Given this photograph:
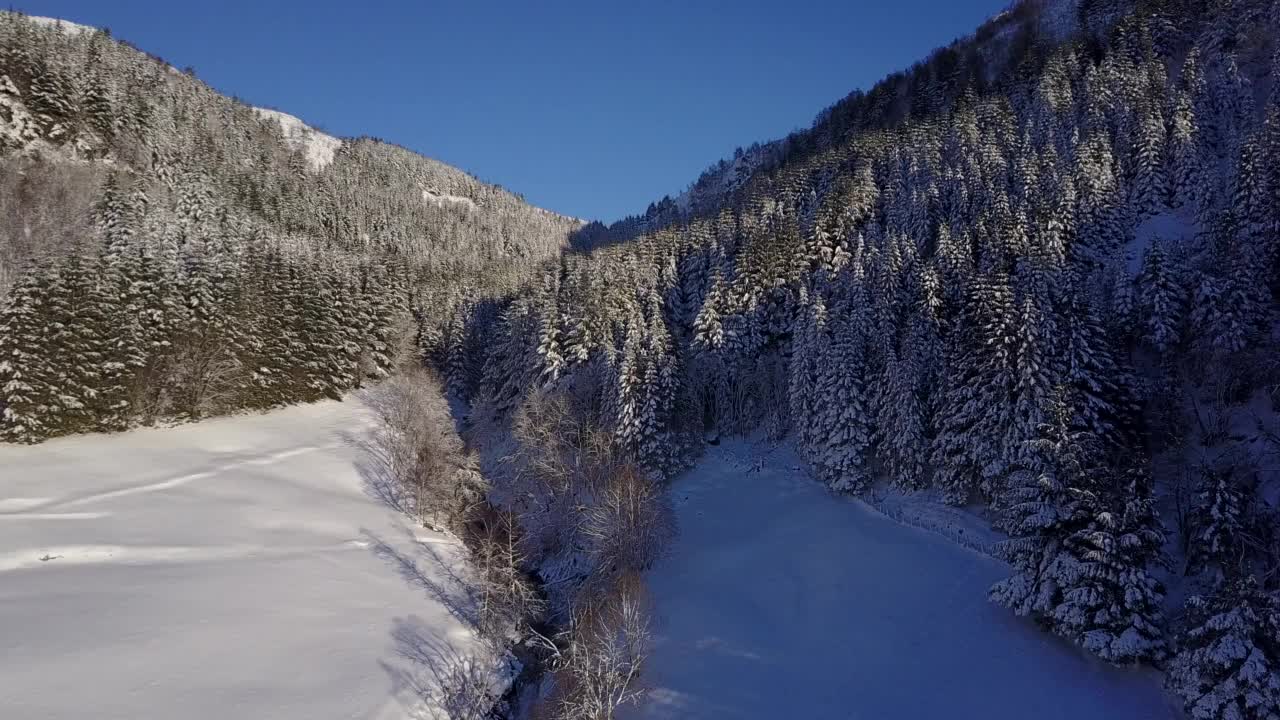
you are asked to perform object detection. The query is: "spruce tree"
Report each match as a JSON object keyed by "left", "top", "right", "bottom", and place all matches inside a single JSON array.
[
  {"left": 1136, "top": 241, "right": 1184, "bottom": 353},
  {"left": 991, "top": 408, "right": 1166, "bottom": 665},
  {"left": 874, "top": 342, "right": 928, "bottom": 490},
  {"left": 808, "top": 287, "right": 872, "bottom": 493},
  {"left": 1188, "top": 467, "right": 1248, "bottom": 582},
  {"left": 1053, "top": 466, "right": 1166, "bottom": 665},
  {"left": 1167, "top": 578, "right": 1280, "bottom": 720},
  {"left": 46, "top": 253, "right": 106, "bottom": 435},
  {"left": 932, "top": 273, "right": 1017, "bottom": 503},
  {"left": 0, "top": 265, "right": 58, "bottom": 442}
]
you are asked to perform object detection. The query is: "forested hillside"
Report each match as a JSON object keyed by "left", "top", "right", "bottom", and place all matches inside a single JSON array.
[
  {"left": 443, "top": 0, "right": 1280, "bottom": 716},
  {"left": 0, "top": 12, "right": 580, "bottom": 441}
]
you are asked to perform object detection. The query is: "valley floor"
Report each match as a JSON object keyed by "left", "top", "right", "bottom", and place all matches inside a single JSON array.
[
  {"left": 636, "top": 439, "right": 1180, "bottom": 720},
  {"left": 0, "top": 398, "right": 483, "bottom": 720}
]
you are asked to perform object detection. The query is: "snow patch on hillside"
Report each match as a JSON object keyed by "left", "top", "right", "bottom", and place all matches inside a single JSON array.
[
  {"left": 253, "top": 107, "right": 342, "bottom": 171},
  {"left": 635, "top": 438, "right": 1177, "bottom": 719},
  {"left": 23, "top": 15, "right": 95, "bottom": 36},
  {"left": 422, "top": 187, "right": 478, "bottom": 212},
  {"left": 0, "top": 398, "right": 499, "bottom": 720}
]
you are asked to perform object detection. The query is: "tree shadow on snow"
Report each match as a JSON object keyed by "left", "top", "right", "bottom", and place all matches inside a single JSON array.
[
  {"left": 361, "top": 527, "right": 483, "bottom": 633},
  {"left": 381, "top": 614, "right": 497, "bottom": 720},
  {"left": 340, "top": 424, "right": 410, "bottom": 515}
]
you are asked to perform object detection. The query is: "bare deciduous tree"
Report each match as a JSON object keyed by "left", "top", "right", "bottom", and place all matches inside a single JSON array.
[
  {"left": 581, "top": 462, "right": 674, "bottom": 576},
  {"left": 366, "top": 370, "right": 483, "bottom": 533},
  {"left": 427, "top": 649, "right": 502, "bottom": 720},
  {"left": 472, "top": 508, "right": 546, "bottom": 641},
  {"left": 533, "top": 573, "right": 652, "bottom": 720}
]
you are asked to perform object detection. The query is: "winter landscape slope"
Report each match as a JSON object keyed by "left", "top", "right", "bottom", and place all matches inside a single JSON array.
[
  {"left": 634, "top": 439, "right": 1178, "bottom": 720},
  {"left": 5, "top": 0, "right": 1280, "bottom": 718},
  {"left": 0, "top": 397, "right": 492, "bottom": 720}
]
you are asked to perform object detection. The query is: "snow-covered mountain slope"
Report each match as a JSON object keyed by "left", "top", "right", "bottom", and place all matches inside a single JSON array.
[
  {"left": 642, "top": 0, "right": 1095, "bottom": 231},
  {"left": 0, "top": 398, "right": 495, "bottom": 720},
  {"left": 0, "top": 10, "right": 581, "bottom": 305},
  {"left": 634, "top": 439, "right": 1178, "bottom": 720}
]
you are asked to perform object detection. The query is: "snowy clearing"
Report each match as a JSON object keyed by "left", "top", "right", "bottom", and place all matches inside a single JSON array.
[
  {"left": 254, "top": 107, "right": 343, "bottom": 171},
  {"left": 635, "top": 439, "right": 1179, "bottom": 720},
  {"left": 0, "top": 398, "right": 489, "bottom": 720},
  {"left": 422, "top": 188, "right": 478, "bottom": 212}
]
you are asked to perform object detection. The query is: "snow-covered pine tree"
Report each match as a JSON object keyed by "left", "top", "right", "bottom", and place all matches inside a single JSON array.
[
  {"left": 636, "top": 293, "right": 682, "bottom": 477},
  {"left": 932, "top": 271, "right": 1017, "bottom": 503},
  {"left": 1006, "top": 293, "right": 1056, "bottom": 479},
  {"left": 1061, "top": 296, "right": 1138, "bottom": 449},
  {"left": 807, "top": 283, "right": 872, "bottom": 493},
  {"left": 991, "top": 405, "right": 1166, "bottom": 665},
  {"left": 120, "top": 240, "right": 179, "bottom": 421},
  {"left": 1170, "top": 49, "right": 1212, "bottom": 214},
  {"left": 991, "top": 401, "right": 1098, "bottom": 617},
  {"left": 1052, "top": 464, "right": 1166, "bottom": 665},
  {"left": 86, "top": 250, "right": 132, "bottom": 432},
  {"left": 244, "top": 249, "right": 294, "bottom": 408},
  {"left": 1136, "top": 240, "right": 1185, "bottom": 353},
  {"left": 788, "top": 288, "right": 825, "bottom": 455},
  {"left": 0, "top": 263, "right": 58, "bottom": 442},
  {"left": 1167, "top": 577, "right": 1280, "bottom": 720},
  {"left": 1187, "top": 466, "right": 1248, "bottom": 582},
  {"left": 1130, "top": 97, "right": 1167, "bottom": 220},
  {"left": 26, "top": 57, "right": 76, "bottom": 142},
  {"left": 873, "top": 340, "right": 928, "bottom": 490},
  {"left": 535, "top": 270, "right": 565, "bottom": 389},
  {"left": 325, "top": 270, "right": 361, "bottom": 394},
  {"left": 45, "top": 252, "right": 106, "bottom": 435},
  {"left": 1074, "top": 130, "right": 1126, "bottom": 263},
  {"left": 1190, "top": 270, "right": 1251, "bottom": 355},
  {"left": 79, "top": 69, "right": 114, "bottom": 146},
  {"left": 691, "top": 268, "right": 727, "bottom": 353},
  {"left": 172, "top": 234, "right": 241, "bottom": 418},
  {"left": 296, "top": 264, "right": 348, "bottom": 401},
  {"left": 611, "top": 304, "right": 647, "bottom": 463},
  {"left": 361, "top": 263, "right": 410, "bottom": 382}
]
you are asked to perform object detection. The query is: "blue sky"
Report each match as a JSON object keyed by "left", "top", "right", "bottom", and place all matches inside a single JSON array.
[{"left": 23, "top": 0, "right": 1004, "bottom": 221}]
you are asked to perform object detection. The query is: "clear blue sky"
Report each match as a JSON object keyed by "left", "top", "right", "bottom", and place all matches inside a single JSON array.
[{"left": 22, "top": 0, "right": 1005, "bottom": 221}]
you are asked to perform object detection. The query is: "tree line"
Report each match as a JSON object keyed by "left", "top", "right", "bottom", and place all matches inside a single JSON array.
[{"left": 0, "top": 172, "right": 415, "bottom": 441}]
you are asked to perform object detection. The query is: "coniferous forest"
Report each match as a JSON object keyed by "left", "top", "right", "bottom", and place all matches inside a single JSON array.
[
  {"left": 0, "top": 11, "right": 581, "bottom": 438},
  {"left": 4, "top": 1, "right": 1280, "bottom": 718}
]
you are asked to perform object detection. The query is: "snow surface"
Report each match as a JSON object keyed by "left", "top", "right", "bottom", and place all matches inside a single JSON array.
[
  {"left": 422, "top": 188, "right": 478, "bottom": 212},
  {"left": 634, "top": 438, "right": 1179, "bottom": 720},
  {"left": 253, "top": 107, "right": 342, "bottom": 171},
  {"left": 0, "top": 398, "right": 490, "bottom": 720}
]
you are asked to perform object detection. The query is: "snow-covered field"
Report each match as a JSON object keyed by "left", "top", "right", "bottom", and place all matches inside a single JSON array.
[
  {"left": 0, "top": 398, "right": 484, "bottom": 720},
  {"left": 636, "top": 439, "right": 1180, "bottom": 720}
]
